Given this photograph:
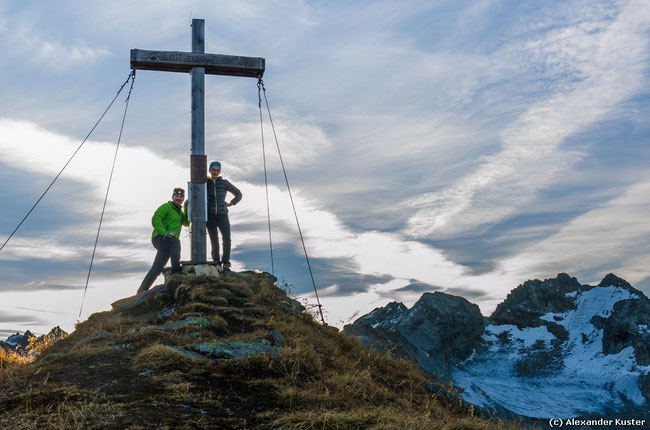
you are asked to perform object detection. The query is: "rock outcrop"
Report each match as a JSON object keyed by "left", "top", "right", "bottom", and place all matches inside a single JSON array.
[
  {"left": 599, "top": 293, "right": 650, "bottom": 366},
  {"left": 345, "top": 291, "right": 485, "bottom": 377},
  {"left": 490, "top": 273, "right": 580, "bottom": 338}
]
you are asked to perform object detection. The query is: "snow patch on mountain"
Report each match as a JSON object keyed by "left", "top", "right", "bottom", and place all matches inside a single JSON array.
[
  {"left": 4, "top": 334, "right": 23, "bottom": 347},
  {"left": 452, "top": 284, "right": 650, "bottom": 418}
]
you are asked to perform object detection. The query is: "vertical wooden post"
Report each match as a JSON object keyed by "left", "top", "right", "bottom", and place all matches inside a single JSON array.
[{"left": 190, "top": 19, "right": 207, "bottom": 262}]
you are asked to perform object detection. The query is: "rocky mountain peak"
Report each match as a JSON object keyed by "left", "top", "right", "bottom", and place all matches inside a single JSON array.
[
  {"left": 42, "top": 326, "right": 66, "bottom": 341},
  {"left": 354, "top": 301, "right": 407, "bottom": 329},
  {"left": 599, "top": 273, "right": 633, "bottom": 289},
  {"left": 345, "top": 290, "right": 485, "bottom": 377},
  {"left": 489, "top": 273, "right": 581, "bottom": 328},
  {"left": 413, "top": 291, "right": 479, "bottom": 313},
  {"left": 1, "top": 327, "right": 68, "bottom": 357},
  {"left": 597, "top": 273, "right": 646, "bottom": 298}
]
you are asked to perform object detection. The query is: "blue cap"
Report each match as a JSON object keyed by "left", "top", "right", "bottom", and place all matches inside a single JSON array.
[{"left": 209, "top": 161, "right": 221, "bottom": 171}]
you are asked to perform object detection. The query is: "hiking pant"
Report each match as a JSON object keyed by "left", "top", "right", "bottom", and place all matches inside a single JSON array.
[
  {"left": 207, "top": 213, "right": 231, "bottom": 264},
  {"left": 138, "top": 235, "right": 181, "bottom": 293}
]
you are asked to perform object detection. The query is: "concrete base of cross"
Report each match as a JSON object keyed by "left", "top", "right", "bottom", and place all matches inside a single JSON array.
[{"left": 163, "top": 261, "right": 222, "bottom": 281}]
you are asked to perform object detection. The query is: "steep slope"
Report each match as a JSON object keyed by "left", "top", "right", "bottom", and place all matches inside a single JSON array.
[
  {"left": 0, "top": 271, "right": 518, "bottom": 429},
  {"left": 346, "top": 273, "right": 650, "bottom": 420}
]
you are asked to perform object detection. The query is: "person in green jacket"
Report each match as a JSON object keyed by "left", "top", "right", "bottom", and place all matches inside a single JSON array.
[{"left": 138, "top": 187, "right": 190, "bottom": 293}]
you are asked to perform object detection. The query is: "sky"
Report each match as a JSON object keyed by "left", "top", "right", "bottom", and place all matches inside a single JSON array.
[{"left": 1, "top": 0, "right": 649, "bottom": 336}]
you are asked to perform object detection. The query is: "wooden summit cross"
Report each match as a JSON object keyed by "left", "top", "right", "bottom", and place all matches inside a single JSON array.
[{"left": 131, "top": 19, "right": 265, "bottom": 262}]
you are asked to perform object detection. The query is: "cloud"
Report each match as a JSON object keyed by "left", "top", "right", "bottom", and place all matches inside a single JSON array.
[
  {"left": 404, "top": 0, "right": 650, "bottom": 238},
  {"left": 0, "top": 6, "right": 6, "bottom": 31},
  {"left": 207, "top": 113, "right": 332, "bottom": 176},
  {"left": 13, "top": 306, "right": 68, "bottom": 316},
  {"left": 0, "top": 255, "right": 144, "bottom": 293},
  {"left": 394, "top": 282, "right": 442, "bottom": 293},
  {"left": 498, "top": 177, "right": 650, "bottom": 286},
  {"left": 30, "top": 40, "right": 111, "bottom": 71},
  {"left": 0, "top": 238, "right": 83, "bottom": 261},
  {"left": 0, "top": 311, "right": 47, "bottom": 326},
  {"left": 0, "top": 14, "right": 111, "bottom": 72},
  {"left": 0, "top": 117, "right": 188, "bottom": 223}
]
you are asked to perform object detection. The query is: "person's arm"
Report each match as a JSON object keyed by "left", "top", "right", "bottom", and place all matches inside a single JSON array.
[
  {"left": 151, "top": 204, "right": 170, "bottom": 236},
  {"left": 226, "top": 181, "right": 242, "bottom": 207}
]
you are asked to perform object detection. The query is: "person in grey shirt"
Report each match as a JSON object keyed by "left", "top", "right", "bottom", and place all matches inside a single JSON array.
[{"left": 206, "top": 161, "right": 242, "bottom": 271}]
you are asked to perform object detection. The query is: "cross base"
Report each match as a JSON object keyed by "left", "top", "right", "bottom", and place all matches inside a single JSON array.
[{"left": 163, "top": 261, "right": 224, "bottom": 280}]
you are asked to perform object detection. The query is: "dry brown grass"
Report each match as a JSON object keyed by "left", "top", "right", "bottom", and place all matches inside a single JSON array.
[
  {"left": 67, "top": 344, "right": 116, "bottom": 361},
  {"left": 271, "top": 407, "right": 516, "bottom": 430},
  {"left": 73, "top": 311, "right": 134, "bottom": 338},
  {"left": 132, "top": 343, "right": 190, "bottom": 371},
  {"left": 0, "top": 380, "right": 118, "bottom": 430},
  {"left": 0, "top": 348, "right": 32, "bottom": 368}
]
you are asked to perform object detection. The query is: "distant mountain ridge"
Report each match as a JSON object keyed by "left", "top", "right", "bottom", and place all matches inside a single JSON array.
[
  {"left": 344, "top": 273, "right": 650, "bottom": 420},
  {"left": 0, "top": 326, "right": 67, "bottom": 357}
]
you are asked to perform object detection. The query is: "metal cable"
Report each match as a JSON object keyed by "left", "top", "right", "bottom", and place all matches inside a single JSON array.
[
  {"left": 79, "top": 71, "right": 136, "bottom": 318},
  {"left": 259, "top": 79, "right": 326, "bottom": 325},
  {"left": 258, "top": 79, "right": 275, "bottom": 276},
  {"left": 0, "top": 72, "right": 135, "bottom": 254}
]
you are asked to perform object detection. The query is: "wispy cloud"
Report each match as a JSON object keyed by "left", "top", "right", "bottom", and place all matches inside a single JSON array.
[
  {"left": 0, "top": 15, "right": 111, "bottom": 72},
  {"left": 0, "top": 238, "right": 83, "bottom": 261},
  {"left": 32, "top": 40, "right": 111, "bottom": 71},
  {"left": 499, "top": 177, "right": 650, "bottom": 286},
  {"left": 405, "top": 0, "right": 650, "bottom": 238},
  {"left": 13, "top": 306, "right": 67, "bottom": 316},
  {"left": 0, "top": 311, "right": 46, "bottom": 326},
  {"left": 208, "top": 114, "right": 332, "bottom": 176}
]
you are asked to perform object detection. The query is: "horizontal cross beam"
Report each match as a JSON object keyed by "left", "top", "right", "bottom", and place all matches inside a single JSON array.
[{"left": 130, "top": 49, "right": 265, "bottom": 78}]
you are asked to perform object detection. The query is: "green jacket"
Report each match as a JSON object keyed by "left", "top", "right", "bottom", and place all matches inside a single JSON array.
[{"left": 151, "top": 201, "right": 190, "bottom": 239}]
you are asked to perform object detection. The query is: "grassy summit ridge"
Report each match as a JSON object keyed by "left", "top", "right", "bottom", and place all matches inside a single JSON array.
[{"left": 0, "top": 271, "right": 519, "bottom": 429}]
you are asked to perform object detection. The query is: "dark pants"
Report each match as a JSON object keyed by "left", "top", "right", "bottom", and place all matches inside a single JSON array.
[
  {"left": 138, "top": 235, "right": 181, "bottom": 293},
  {"left": 207, "top": 213, "right": 231, "bottom": 264}
]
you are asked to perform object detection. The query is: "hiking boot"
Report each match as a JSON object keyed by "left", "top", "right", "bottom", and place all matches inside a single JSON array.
[{"left": 221, "top": 261, "right": 232, "bottom": 272}]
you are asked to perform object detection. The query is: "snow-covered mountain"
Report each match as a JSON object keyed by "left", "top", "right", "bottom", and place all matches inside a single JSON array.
[
  {"left": 0, "top": 326, "right": 67, "bottom": 356},
  {"left": 344, "top": 273, "right": 650, "bottom": 420}
]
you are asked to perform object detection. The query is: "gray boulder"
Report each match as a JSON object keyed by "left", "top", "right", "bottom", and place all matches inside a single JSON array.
[{"left": 345, "top": 292, "right": 485, "bottom": 377}]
